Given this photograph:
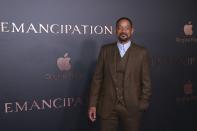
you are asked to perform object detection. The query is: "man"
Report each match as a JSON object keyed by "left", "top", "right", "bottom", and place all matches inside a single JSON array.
[{"left": 88, "top": 17, "right": 152, "bottom": 131}]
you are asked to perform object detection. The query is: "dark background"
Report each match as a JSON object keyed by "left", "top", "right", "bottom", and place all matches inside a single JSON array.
[{"left": 0, "top": 0, "right": 197, "bottom": 131}]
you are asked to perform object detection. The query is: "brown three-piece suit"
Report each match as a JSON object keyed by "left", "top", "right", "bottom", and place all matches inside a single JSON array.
[{"left": 89, "top": 42, "right": 152, "bottom": 131}]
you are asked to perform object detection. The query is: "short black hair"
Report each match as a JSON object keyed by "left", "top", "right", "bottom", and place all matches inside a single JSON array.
[{"left": 116, "top": 17, "right": 133, "bottom": 28}]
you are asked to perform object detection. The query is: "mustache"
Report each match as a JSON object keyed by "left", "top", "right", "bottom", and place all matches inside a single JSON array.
[{"left": 119, "top": 33, "right": 128, "bottom": 37}]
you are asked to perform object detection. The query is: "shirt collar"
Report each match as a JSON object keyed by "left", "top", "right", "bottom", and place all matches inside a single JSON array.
[{"left": 117, "top": 40, "right": 131, "bottom": 51}]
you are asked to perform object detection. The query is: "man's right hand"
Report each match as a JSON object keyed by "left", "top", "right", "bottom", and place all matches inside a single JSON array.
[{"left": 88, "top": 107, "right": 96, "bottom": 122}]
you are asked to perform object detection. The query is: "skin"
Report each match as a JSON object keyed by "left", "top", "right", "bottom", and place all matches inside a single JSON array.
[
  {"left": 88, "top": 19, "right": 134, "bottom": 122},
  {"left": 116, "top": 19, "right": 134, "bottom": 44}
]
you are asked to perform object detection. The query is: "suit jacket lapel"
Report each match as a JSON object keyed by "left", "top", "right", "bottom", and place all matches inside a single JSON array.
[
  {"left": 109, "top": 42, "right": 137, "bottom": 87},
  {"left": 109, "top": 43, "right": 117, "bottom": 87},
  {"left": 124, "top": 42, "right": 137, "bottom": 82}
]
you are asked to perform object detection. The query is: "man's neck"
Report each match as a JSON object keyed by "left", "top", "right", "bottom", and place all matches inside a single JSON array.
[{"left": 118, "top": 40, "right": 130, "bottom": 45}]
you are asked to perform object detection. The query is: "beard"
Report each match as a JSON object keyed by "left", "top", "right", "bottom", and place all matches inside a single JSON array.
[{"left": 118, "top": 33, "right": 130, "bottom": 43}]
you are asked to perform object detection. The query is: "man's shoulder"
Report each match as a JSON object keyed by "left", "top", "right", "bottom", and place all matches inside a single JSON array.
[
  {"left": 133, "top": 42, "right": 149, "bottom": 52},
  {"left": 100, "top": 41, "right": 149, "bottom": 53},
  {"left": 99, "top": 42, "right": 116, "bottom": 53},
  {"left": 101, "top": 42, "right": 116, "bottom": 49}
]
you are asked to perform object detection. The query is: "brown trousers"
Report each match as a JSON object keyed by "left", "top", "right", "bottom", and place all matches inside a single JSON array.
[{"left": 100, "top": 104, "right": 141, "bottom": 131}]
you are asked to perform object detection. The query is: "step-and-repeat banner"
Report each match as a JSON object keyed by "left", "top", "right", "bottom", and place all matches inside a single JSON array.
[{"left": 0, "top": 0, "right": 196, "bottom": 131}]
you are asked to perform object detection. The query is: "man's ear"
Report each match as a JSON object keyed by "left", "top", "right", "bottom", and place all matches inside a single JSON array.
[{"left": 131, "top": 28, "right": 134, "bottom": 34}]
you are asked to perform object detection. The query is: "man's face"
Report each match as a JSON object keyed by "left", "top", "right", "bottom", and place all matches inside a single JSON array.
[{"left": 116, "top": 19, "right": 133, "bottom": 43}]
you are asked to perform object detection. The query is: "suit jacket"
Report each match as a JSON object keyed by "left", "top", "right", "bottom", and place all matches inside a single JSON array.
[{"left": 89, "top": 42, "right": 152, "bottom": 119}]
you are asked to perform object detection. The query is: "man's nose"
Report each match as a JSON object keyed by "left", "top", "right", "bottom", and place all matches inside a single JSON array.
[{"left": 121, "top": 28, "right": 127, "bottom": 33}]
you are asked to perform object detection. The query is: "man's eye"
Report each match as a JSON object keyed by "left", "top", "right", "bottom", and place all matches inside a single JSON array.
[{"left": 118, "top": 27, "right": 130, "bottom": 30}]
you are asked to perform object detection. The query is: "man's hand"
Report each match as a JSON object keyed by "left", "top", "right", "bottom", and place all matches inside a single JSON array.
[
  {"left": 88, "top": 107, "right": 96, "bottom": 122},
  {"left": 139, "top": 100, "right": 149, "bottom": 111}
]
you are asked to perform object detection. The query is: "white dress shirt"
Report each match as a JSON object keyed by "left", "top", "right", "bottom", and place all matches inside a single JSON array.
[{"left": 117, "top": 40, "right": 131, "bottom": 58}]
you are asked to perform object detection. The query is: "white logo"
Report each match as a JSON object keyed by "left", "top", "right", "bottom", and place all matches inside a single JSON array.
[
  {"left": 184, "top": 21, "right": 193, "bottom": 36},
  {"left": 57, "top": 53, "right": 71, "bottom": 71},
  {"left": 184, "top": 80, "right": 193, "bottom": 95}
]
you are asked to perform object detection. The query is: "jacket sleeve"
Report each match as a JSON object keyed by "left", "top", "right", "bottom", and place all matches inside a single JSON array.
[
  {"left": 139, "top": 49, "right": 152, "bottom": 110},
  {"left": 89, "top": 46, "right": 105, "bottom": 107}
]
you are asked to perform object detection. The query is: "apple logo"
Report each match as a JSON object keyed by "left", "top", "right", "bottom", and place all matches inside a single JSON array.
[
  {"left": 57, "top": 53, "right": 71, "bottom": 71},
  {"left": 184, "top": 80, "right": 192, "bottom": 95},
  {"left": 184, "top": 21, "right": 193, "bottom": 36}
]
